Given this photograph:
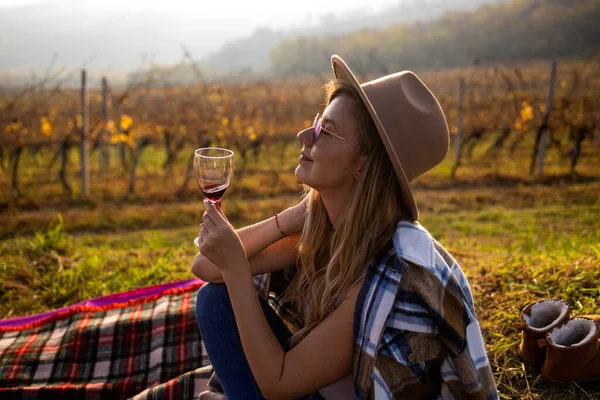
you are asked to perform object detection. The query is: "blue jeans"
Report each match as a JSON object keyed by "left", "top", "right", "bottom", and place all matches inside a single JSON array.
[{"left": 195, "top": 282, "right": 322, "bottom": 400}]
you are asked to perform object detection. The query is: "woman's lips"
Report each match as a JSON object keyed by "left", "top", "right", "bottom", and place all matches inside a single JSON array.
[{"left": 299, "top": 153, "right": 313, "bottom": 162}]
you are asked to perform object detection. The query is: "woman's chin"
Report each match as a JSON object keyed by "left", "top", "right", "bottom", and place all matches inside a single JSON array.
[
  {"left": 294, "top": 166, "right": 310, "bottom": 186},
  {"left": 294, "top": 178, "right": 317, "bottom": 192}
]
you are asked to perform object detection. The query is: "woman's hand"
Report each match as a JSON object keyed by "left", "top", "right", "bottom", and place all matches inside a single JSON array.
[{"left": 197, "top": 200, "right": 249, "bottom": 275}]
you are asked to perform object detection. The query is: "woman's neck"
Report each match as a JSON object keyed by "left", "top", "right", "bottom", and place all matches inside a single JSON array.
[{"left": 320, "top": 186, "right": 354, "bottom": 229}]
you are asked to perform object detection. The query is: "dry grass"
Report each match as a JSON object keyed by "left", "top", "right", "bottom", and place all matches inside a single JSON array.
[{"left": 1, "top": 133, "right": 599, "bottom": 398}]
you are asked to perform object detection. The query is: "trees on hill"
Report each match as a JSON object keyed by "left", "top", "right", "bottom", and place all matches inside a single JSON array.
[{"left": 270, "top": 0, "right": 600, "bottom": 75}]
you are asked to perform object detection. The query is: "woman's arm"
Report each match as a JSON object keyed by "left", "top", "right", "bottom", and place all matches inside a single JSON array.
[
  {"left": 197, "top": 200, "right": 359, "bottom": 400},
  {"left": 191, "top": 200, "right": 305, "bottom": 282},
  {"left": 223, "top": 268, "right": 363, "bottom": 400},
  {"left": 192, "top": 232, "right": 300, "bottom": 283}
]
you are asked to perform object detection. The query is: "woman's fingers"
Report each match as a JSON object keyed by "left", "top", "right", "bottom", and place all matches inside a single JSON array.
[
  {"left": 204, "top": 201, "right": 227, "bottom": 227},
  {"left": 197, "top": 201, "right": 247, "bottom": 271},
  {"left": 200, "top": 223, "right": 208, "bottom": 236},
  {"left": 202, "top": 210, "right": 217, "bottom": 227}
]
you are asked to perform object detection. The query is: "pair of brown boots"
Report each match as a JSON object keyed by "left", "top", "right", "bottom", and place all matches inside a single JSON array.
[{"left": 516, "top": 299, "right": 600, "bottom": 384}]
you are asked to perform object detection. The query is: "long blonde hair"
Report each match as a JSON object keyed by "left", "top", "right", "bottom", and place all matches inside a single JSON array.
[{"left": 280, "top": 79, "right": 410, "bottom": 348}]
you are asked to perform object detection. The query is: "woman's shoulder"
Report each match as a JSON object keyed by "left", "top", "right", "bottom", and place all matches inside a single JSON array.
[
  {"left": 363, "top": 221, "right": 466, "bottom": 296},
  {"left": 389, "top": 221, "right": 476, "bottom": 313},
  {"left": 391, "top": 221, "right": 439, "bottom": 271},
  {"left": 391, "top": 221, "right": 460, "bottom": 269}
]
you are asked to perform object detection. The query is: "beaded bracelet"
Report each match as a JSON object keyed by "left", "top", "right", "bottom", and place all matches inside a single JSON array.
[{"left": 274, "top": 214, "right": 289, "bottom": 237}]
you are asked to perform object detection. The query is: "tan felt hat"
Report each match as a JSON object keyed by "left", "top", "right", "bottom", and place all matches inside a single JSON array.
[{"left": 331, "top": 55, "right": 450, "bottom": 221}]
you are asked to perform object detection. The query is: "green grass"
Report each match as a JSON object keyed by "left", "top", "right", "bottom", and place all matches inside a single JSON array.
[
  {"left": 1, "top": 133, "right": 600, "bottom": 398},
  {"left": 1, "top": 184, "right": 600, "bottom": 398}
]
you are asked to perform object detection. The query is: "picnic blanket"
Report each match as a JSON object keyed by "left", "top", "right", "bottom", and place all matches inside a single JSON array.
[{"left": 0, "top": 278, "right": 214, "bottom": 399}]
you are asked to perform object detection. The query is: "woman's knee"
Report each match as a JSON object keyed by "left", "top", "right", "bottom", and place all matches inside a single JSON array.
[{"left": 195, "top": 283, "right": 230, "bottom": 326}]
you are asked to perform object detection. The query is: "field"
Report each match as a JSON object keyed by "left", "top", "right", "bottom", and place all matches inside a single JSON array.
[
  {"left": 1, "top": 59, "right": 599, "bottom": 205},
  {"left": 1, "top": 60, "right": 600, "bottom": 399}
]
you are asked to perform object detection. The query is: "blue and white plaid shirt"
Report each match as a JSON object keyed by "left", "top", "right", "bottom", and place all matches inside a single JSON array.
[{"left": 255, "top": 220, "right": 499, "bottom": 399}]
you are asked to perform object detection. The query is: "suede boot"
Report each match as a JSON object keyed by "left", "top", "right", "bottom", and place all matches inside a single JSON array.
[
  {"left": 516, "top": 299, "right": 570, "bottom": 365},
  {"left": 540, "top": 317, "right": 600, "bottom": 384},
  {"left": 578, "top": 314, "right": 600, "bottom": 324}
]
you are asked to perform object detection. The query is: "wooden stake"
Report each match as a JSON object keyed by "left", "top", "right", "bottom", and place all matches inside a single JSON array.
[
  {"left": 594, "top": 99, "right": 600, "bottom": 154},
  {"left": 100, "top": 77, "right": 111, "bottom": 175},
  {"left": 455, "top": 77, "right": 465, "bottom": 161},
  {"left": 536, "top": 60, "right": 557, "bottom": 177},
  {"left": 81, "top": 69, "right": 89, "bottom": 196},
  {"left": 118, "top": 104, "right": 127, "bottom": 170}
]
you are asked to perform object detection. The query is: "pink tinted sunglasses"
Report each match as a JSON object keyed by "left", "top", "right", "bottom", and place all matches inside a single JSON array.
[{"left": 312, "top": 113, "right": 361, "bottom": 149}]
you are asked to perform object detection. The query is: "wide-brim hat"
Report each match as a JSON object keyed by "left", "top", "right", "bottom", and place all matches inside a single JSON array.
[{"left": 331, "top": 55, "right": 449, "bottom": 221}]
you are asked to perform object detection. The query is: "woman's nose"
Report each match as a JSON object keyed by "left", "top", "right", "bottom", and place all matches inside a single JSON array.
[{"left": 297, "top": 127, "right": 314, "bottom": 146}]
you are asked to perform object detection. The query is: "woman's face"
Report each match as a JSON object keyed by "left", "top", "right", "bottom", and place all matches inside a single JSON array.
[{"left": 295, "top": 95, "right": 366, "bottom": 192}]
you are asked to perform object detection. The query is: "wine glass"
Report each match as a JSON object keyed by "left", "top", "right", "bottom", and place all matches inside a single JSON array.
[{"left": 193, "top": 147, "right": 234, "bottom": 246}]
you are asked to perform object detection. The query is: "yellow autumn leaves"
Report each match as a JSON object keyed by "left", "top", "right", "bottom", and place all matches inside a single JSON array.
[
  {"left": 246, "top": 126, "right": 257, "bottom": 141},
  {"left": 513, "top": 101, "right": 535, "bottom": 131},
  {"left": 2, "top": 114, "right": 140, "bottom": 148},
  {"left": 215, "top": 115, "right": 264, "bottom": 141},
  {"left": 120, "top": 115, "right": 133, "bottom": 131},
  {"left": 4, "top": 121, "right": 24, "bottom": 135},
  {"left": 40, "top": 117, "right": 52, "bottom": 136},
  {"left": 5, "top": 102, "right": 538, "bottom": 143},
  {"left": 109, "top": 114, "right": 134, "bottom": 146},
  {"left": 4, "top": 117, "right": 54, "bottom": 137}
]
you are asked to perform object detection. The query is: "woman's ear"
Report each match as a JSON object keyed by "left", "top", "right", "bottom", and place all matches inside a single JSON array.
[{"left": 354, "top": 154, "right": 368, "bottom": 181}]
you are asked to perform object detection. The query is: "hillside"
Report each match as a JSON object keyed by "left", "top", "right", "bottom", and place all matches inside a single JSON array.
[
  {"left": 201, "top": 0, "right": 505, "bottom": 73},
  {"left": 0, "top": 0, "right": 505, "bottom": 82},
  {"left": 270, "top": 0, "right": 600, "bottom": 75}
]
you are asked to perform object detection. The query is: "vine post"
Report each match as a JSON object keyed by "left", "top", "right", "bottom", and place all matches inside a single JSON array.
[
  {"left": 593, "top": 98, "right": 600, "bottom": 154},
  {"left": 81, "top": 69, "right": 90, "bottom": 196},
  {"left": 532, "top": 60, "right": 557, "bottom": 177},
  {"left": 451, "top": 76, "right": 465, "bottom": 178},
  {"left": 455, "top": 76, "right": 465, "bottom": 161},
  {"left": 100, "top": 76, "right": 111, "bottom": 176}
]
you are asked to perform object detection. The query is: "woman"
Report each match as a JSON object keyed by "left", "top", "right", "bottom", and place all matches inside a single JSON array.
[{"left": 192, "top": 55, "right": 499, "bottom": 400}]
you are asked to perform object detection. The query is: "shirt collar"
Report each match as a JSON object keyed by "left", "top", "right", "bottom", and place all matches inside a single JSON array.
[{"left": 392, "top": 221, "right": 436, "bottom": 273}]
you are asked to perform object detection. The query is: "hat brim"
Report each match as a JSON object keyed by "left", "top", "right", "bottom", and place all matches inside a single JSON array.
[{"left": 331, "top": 55, "right": 419, "bottom": 221}]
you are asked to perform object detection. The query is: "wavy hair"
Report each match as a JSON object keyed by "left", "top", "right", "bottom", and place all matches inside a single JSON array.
[{"left": 280, "top": 79, "right": 410, "bottom": 348}]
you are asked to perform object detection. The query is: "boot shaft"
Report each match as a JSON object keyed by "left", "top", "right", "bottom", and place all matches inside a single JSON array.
[
  {"left": 518, "top": 299, "right": 570, "bottom": 365},
  {"left": 542, "top": 317, "right": 600, "bottom": 383}
]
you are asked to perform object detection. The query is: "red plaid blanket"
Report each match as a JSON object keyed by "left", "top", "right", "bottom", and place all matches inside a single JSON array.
[{"left": 0, "top": 278, "right": 213, "bottom": 399}]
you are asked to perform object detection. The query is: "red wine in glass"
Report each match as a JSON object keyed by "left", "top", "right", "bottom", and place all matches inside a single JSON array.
[
  {"left": 201, "top": 183, "right": 228, "bottom": 203},
  {"left": 193, "top": 147, "right": 234, "bottom": 247}
]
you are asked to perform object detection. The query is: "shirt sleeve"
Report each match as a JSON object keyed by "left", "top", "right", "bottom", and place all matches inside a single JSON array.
[
  {"left": 252, "top": 272, "right": 271, "bottom": 299},
  {"left": 430, "top": 269, "right": 499, "bottom": 400},
  {"left": 399, "top": 259, "right": 499, "bottom": 400}
]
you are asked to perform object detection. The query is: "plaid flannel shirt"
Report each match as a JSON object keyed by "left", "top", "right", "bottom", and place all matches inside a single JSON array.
[
  {"left": 353, "top": 221, "right": 498, "bottom": 399},
  {"left": 256, "top": 221, "right": 498, "bottom": 399}
]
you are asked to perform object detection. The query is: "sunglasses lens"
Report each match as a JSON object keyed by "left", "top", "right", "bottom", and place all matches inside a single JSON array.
[{"left": 314, "top": 118, "right": 321, "bottom": 141}]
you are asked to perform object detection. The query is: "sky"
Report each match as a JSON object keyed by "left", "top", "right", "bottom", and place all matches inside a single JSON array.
[
  {"left": 0, "top": 0, "right": 393, "bottom": 8},
  {"left": 0, "top": 0, "right": 404, "bottom": 78},
  {"left": 0, "top": 0, "right": 41, "bottom": 6},
  {"left": 0, "top": 0, "right": 396, "bottom": 26}
]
